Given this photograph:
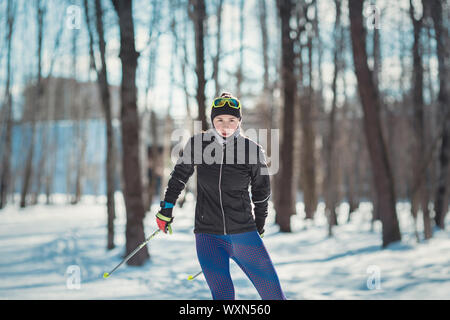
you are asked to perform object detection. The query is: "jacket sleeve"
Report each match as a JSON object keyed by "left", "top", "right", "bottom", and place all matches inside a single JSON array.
[
  {"left": 163, "top": 136, "right": 195, "bottom": 204},
  {"left": 250, "top": 145, "right": 271, "bottom": 233}
]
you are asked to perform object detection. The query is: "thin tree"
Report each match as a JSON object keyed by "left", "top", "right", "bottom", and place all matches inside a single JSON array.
[
  {"left": 409, "top": 0, "right": 432, "bottom": 240},
  {"left": 159, "top": 1, "right": 177, "bottom": 202},
  {"left": 94, "top": 0, "right": 117, "bottom": 249},
  {"left": 212, "top": 0, "right": 224, "bottom": 98},
  {"left": 188, "top": 0, "right": 208, "bottom": 130},
  {"left": 235, "top": 0, "right": 245, "bottom": 98},
  {"left": 324, "top": 0, "right": 343, "bottom": 236},
  {"left": 69, "top": 23, "right": 87, "bottom": 206},
  {"left": 111, "top": 0, "right": 149, "bottom": 265},
  {"left": 289, "top": 0, "right": 316, "bottom": 222},
  {"left": 348, "top": 0, "right": 401, "bottom": 247},
  {"left": 341, "top": 52, "right": 362, "bottom": 222},
  {"left": 428, "top": 0, "right": 449, "bottom": 230},
  {"left": 0, "top": 0, "right": 16, "bottom": 209},
  {"left": 258, "top": 0, "right": 274, "bottom": 159},
  {"left": 300, "top": 0, "right": 318, "bottom": 223},
  {"left": 84, "top": 0, "right": 118, "bottom": 250},
  {"left": 176, "top": 0, "right": 198, "bottom": 208},
  {"left": 43, "top": 11, "right": 65, "bottom": 205},
  {"left": 144, "top": 0, "right": 162, "bottom": 209},
  {"left": 31, "top": 12, "right": 65, "bottom": 206},
  {"left": 20, "top": 0, "right": 45, "bottom": 208}
]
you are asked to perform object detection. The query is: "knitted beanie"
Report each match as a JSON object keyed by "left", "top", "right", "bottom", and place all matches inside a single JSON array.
[{"left": 210, "top": 92, "right": 242, "bottom": 124}]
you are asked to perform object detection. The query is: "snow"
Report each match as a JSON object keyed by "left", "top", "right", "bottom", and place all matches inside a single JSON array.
[{"left": 0, "top": 194, "right": 449, "bottom": 300}]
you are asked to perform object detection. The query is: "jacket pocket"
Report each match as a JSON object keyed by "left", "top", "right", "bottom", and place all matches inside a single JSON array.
[
  {"left": 241, "top": 193, "right": 252, "bottom": 218},
  {"left": 198, "top": 192, "right": 205, "bottom": 221},
  {"left": 199, "top": 193, "right": 214, "bottom": 226}
]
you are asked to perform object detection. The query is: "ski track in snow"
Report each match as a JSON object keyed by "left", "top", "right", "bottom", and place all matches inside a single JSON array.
[{"left": 0, "top": 194, "right": 449, "bottom": 300}]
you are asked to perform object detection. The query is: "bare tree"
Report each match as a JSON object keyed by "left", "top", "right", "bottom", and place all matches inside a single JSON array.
[
  {"left": 112, "top": 0, "right": 149, "bottom": 265},
  {"left": 275, "top": 0, "right": 297, "bottom": 232},
  {"left": 188, "top": 0, "right": 208, "bottom": 130},
  {"left": 212, "top": 0, "right": 224, "bottom": 98},
  {"left": 428, "top": 0, "right": 450, "bottom": 230},
  {"left": 257, "top": 0, "right": 277, "bottom": 172},
  {"left": 43, "top": 12, "right": 65, "bottom": 205},
  {"left": 30, "top": 11, "right": 65, "bottom": 206},
  {"left": 84, "top": 0, "right": 118, "bottom": 250},
  {"left": 160, "top": 2, "right": 177, "bottom": 202},
  {"left": 69, "top": 24, "right": 89, "bottom": 206},
  {"left": 94, "top": 0, "right": 117, "bottom": 249},
  {"left": 348, "top": 0, "right": 401, "bottom": 247},
  {"left": 235, "top": 0, "right": 245, "bottom": 98},
  {"left": 0, "top": 0, "right": 16, "bottom": 209},
  {"left": 324, "top": 0, "right": 343, "bottom": 236},
  {"left": 144, "top": 0, "right": 163, "bottom": 209},
  {"left": 258, "top": 0, "right": 270, "bottom": 119},
  {"left": 179, "top": 1, "right": 194, "bottom": 127},
  {"left": 32, "top": 2, "right": 67, "bottom": 206},
  {"left": 20, "top": 0, "right": 45, "bottom": 208},
  {"left": 300, "top": 1, "right": 318, "bottom": 223},
  {"left": 409, "top": 0, "right": 432, "bottom": 240},
  {"left": 341, "top": 70, "right": 363, "bottom": 222}
]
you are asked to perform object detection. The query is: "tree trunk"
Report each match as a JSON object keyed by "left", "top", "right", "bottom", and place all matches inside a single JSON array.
[
  {"left": 258, "top": 0, "right": 273, "bottom": 158},
  {"left": 112, "top": 0, "right": 149, "bottom": 265},
  {"left": 212, "top": 0, "right": 224, "bottom": 98},
  {"left": 301, "top": 25, "right": 318, "bottom": 223},
  {"left": 428, "top": 0, "right": 450, "bottom": 230},
  {"left": 85, "top": 0, "right": 118, "bottom": 250},
  {"left": 341, "top": 52, "right": 361, "bottom": 222},
  {"left": 159, "top": 20, "right": 177, "bottom": 202},
  {"left": 410, "top": 0, "right": 432, "bottom": 240},
  {"left": 144, "top": 0, "right": 162, "bottom": 209},
  {"left": 20, "top": 0, "right": 45, "bottom": 208},
  {"left": 0, "top": 0, "right": 15, "bottom": 210},
  {"left": 188, "top": 0, "right": 207, "bottom": 130},
  {"left": 325, "top": 0, "right": 343, "bottom": 236},
  {"left": 70, "top": 29, "right": 84, "bottom": 206},
  {"left": 235, "top": 0, "right": 245, "bottom": 98},
  {"left": 348, "top": 0, "right": 401, "bottom": 247},
  {"left": 275, "top": 0, "right": 297, "bottom": 232}
]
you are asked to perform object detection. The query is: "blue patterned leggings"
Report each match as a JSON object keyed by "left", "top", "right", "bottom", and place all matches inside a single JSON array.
[{"left": 195, "top": 230, "right": 286, "bottom": 300}]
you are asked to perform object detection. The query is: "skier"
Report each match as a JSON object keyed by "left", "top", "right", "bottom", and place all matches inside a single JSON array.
[{"left": 156, "top": 92, "right": 286, "bottom": 300}]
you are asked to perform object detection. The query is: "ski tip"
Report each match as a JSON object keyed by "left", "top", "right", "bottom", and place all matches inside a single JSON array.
[{"left": 103, "top": 272, "right": 110, "bottom": 279}]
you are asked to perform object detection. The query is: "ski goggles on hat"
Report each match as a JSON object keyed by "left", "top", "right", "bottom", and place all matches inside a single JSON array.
[{"left": 211, "top": 97, "right": 241, "bottom": 109}]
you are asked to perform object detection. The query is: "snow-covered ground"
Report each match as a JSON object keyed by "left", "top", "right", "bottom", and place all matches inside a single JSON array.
[{"left": 0, "top": 193, "right": 449, "bottom": 300}]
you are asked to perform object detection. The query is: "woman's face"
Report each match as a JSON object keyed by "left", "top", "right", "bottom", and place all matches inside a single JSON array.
[{"left": 213, "top": 115, "right": 241, "bottom": 137}]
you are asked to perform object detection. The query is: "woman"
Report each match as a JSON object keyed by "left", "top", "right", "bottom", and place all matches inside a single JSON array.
[{"left": 156, "top": 92, "right": 286, "bottom": 300}]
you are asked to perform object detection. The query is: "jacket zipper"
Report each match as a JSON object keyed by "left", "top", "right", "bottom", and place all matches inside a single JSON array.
[{"left": 219, "top": 143, "right": 227, "bottom": 235}]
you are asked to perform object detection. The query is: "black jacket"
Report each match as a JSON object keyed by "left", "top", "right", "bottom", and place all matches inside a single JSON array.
[{"left": 164, "top": 129, "right": 271, "bottom": 235}]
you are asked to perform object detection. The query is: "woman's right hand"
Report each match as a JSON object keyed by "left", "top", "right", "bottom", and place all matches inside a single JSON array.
[{"left": 156, "top": 201, "right": 175, "bottom": 234}]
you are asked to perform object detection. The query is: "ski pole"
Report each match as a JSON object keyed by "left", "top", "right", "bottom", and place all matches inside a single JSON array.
[
  {"left": 187, "top": 270, "right": 203, "bottom": 281},
  {"left": 103, "top": 229, "right": 161, "bottom": 279}
]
